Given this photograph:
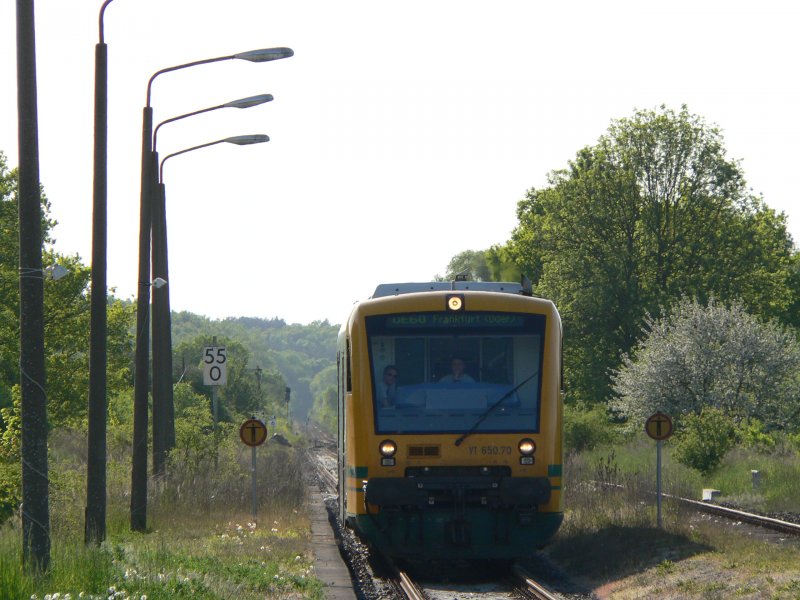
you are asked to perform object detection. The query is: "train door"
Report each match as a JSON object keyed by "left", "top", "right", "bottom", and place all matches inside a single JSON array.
[{"left": 336, "top": 337, "right": 350, "bottom": 522}]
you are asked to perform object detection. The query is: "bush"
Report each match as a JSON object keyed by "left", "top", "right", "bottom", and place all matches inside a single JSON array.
[
  {"left": 564, "top": 402, "right": 619, "bottom": 452},
  {"left": 674, "top": 407, "right": 735, "bottom": 475},
  {"left": 0, "top": 461, "right": 19, "bottom": 525},
  {"left": 735, "top": 418, "right": 776, "bottom": 451}
]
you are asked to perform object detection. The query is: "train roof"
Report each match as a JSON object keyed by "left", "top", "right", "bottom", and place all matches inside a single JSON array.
[{"left": 372, "top": 281, "right": 529, "bottom": 298}]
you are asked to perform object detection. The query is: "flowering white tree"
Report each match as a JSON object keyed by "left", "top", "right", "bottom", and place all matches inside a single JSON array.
[{"left": 610, "top": 298, "right": 800, "bottom": 430}]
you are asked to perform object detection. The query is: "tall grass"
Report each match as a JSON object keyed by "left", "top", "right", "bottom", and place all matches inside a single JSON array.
[
  {"left": 700, "top": 442, "right": 800, "bottom": 512},
  {"left": 0, "top": 426, "right": 323, "bottom": 600},
  {"left": 0, "top": 524, "right": 117, "bottom": 600},
  {"left": 571, "top": 435, "right": 800, "bottom": 511},
  {"left": 546, "top": 435, "right": 800, "bottom": 592}
]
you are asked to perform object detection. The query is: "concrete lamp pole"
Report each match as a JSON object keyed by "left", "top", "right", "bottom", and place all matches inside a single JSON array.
[
  {"left": 150, "top": 95, "right": 274, "bottom": 476},
  {"left": 130, "top": 46, "right": 292, "bottom": 533},
  {"left": 86, "top": 0, "right": 116, "bottom": 547}
]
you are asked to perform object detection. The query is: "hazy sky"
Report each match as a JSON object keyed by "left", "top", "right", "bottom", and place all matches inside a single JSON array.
[{"left": 2, "top": 0, "right": 798, "bottom": 325}]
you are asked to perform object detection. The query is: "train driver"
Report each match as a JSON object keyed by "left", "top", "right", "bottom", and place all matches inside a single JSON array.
[{"left": 439, "top": 357, "right": 475, "bottom": 383}]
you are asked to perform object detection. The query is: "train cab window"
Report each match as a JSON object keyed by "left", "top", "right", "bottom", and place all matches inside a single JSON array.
[{"left": 366, "top": 311, "right": 546, "bottom": 434}]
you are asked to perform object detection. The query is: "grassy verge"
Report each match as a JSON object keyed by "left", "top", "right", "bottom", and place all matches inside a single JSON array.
[
  {"left": 1, "top": 429, "right": 324, "bottom": 600},
  {"left": 547, "top": 438, "right": 800, "bottom": 598}
]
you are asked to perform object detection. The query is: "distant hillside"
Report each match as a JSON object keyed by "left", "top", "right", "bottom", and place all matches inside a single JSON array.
[{"left": 171, "top": 311, "right": 339, "bottom": 419}]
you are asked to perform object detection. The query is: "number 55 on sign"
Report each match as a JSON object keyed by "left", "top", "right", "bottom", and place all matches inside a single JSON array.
[{"left": 203, "top": 346, "right": 227, "bottom": 386}]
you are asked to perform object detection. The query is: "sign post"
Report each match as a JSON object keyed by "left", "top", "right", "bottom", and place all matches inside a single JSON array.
[
  {"left": 240, "top": 417, "right": 268, "bottom": 523},
  {"left": 203, "top": 343, "right": 227, "bottom": 433},
  {"left": 645, "top": 412, "right": 674, "bottom": 528}
]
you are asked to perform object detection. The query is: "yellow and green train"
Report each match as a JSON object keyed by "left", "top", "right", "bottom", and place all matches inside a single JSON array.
[{"left": 336, "top": 281, "right": 563, "bottom": 560}]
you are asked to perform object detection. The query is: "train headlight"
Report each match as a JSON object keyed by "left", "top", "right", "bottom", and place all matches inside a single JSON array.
[
  {"left": 379, "top": 439, "right": 397, "bottom": 466},
  {"left": 518, "top": 438, "right": 536, "bottom": 464},
  {"left": 446, "top": 294, "right": 464, "bottom": 312}
]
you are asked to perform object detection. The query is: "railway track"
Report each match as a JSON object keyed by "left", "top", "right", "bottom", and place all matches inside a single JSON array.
[
  {"left": 594, "top": 480, "right": 800, "bottom": 537},
  {"left": 311, "top": 442, "right": 799, "bottom": 600},
  {"left": 394, "top": 568, "right": 427, "bottom": 600},
  {"left": 512, "top": 564, "right": 561, "bottom": 600},
  {"left": 669, "top": 493, "right": 800, "bottom": 536},
  {"left": 390, "top": 565, "right": 563, "bottom": 600},
  {"left": 309, "top": 443, "right": 569, "bottom": 599},
  {"left": 394, "top": 563, "right": 563, "bottom": 600}
]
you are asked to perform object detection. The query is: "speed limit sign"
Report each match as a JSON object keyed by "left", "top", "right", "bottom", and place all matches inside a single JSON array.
[{"left": 203, "top": 346, "right": 227, "bottom": 385}]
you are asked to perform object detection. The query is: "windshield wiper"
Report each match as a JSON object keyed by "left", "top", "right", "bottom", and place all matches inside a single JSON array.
[{"left": 454, "top": 371, "right": 539, "bottom": 446}]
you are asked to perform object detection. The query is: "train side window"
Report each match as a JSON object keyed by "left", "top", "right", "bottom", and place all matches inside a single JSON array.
[
  {"left": 346, "top": 338, "right": 352, "bottom": 393},
  {"left": 560, "top": 334, "right": 564, "bottom": 394}
]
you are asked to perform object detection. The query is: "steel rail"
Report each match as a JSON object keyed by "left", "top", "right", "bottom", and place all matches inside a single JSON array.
[
  {"left": 592, "top": 480, "right": 800, "bottom": 536},
  {"left": 395, "top": 568, "right": 427, "bottom": 600},
  {"left": 513, "top": 564, "right": 560, "bottom": 600},
  {"left": 668, "top": 494, "right": 800, "bottom": 536}
]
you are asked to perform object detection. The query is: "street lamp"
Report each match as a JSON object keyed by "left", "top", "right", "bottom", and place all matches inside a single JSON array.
[
  {"left": 86, "top": 0, "right": 115, "bottom": 548},
  {"left": 152, "top": 94, "right": 273, "bottom": 150},
  {"left": 159, "top": 134, "right": 270, "bottom": 175},
  {"left": 131, "top": 47, "right": 292, "bottom": 533},
  {"left": 151, "top": 95, "right": 273, "bottom": 476},
  {"left": 153, "top": 133, "right": 269, "bottom": 439}
]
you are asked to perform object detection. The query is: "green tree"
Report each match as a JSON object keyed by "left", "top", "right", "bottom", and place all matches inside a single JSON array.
[
  {"left": 172, "top": 335, "right": 286, "bottom": 421},
  {"left": 171, "top": 314, "right": 338, "bottom": 420},
  {"left": 610, "top": 298, "right": 800, "bottom": 430},
  {"left": 673, "top": 408, "right": 736, "bottom": 475},
  {"left": 438, "top": 246, "right": 521, "bottom": 283},
  {"left": 484, "top": 244, "right": 521, "bottom": 282},
  {"left": 0, "top": 152, "right": 134, "bottom": 432},
  {"left": 440, "top": 249, "right": 493, "bottom": 281},
  {"left": 309, "top": 364, "right": 337, "bottom": 433},
  {"left": 508, "top": 106, "right": 798, "bottom": 404},
  {"left": 0, "top": 152, "right": 135, "bottom": 524}
]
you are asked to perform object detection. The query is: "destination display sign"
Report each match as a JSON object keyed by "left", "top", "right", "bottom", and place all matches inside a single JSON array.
[{"left": 385, "top": 313, "right": 526, "bottom": 329}]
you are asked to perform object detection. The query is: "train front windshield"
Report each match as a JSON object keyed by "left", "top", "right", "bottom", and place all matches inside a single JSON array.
[{"left": 366, "top": 311, "right": 546, "bottom": 434}]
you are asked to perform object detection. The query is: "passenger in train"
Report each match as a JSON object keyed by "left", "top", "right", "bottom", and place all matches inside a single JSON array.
[{"left": 379, "top": 365, "right": 399, "bottom": 407}]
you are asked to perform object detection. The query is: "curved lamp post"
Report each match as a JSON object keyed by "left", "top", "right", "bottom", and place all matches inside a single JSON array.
[
  {"left": 86, "top": 0, "right": 116, "bottom": 548},
  {"left": 154, "top": 133, "right": 269, "bottom": 434},
  {"left": 131, "top": 47, "right": 292, "bottom": 533},
  {"left": 159, "top": 134, "right": 270, "bottom": 176},
  {"left": 150, "top": 95, "right": 273, "bottom": 477}
]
